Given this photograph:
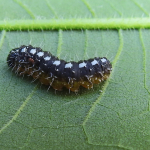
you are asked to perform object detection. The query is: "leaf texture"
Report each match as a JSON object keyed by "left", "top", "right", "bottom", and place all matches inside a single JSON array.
[{"left": 0, "top": 0, "right": 150, "bottom": 150}]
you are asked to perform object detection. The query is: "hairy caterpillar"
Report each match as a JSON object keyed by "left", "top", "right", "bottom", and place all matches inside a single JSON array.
[{"left": 7, "top": 45, "right": 112, "bottom": 92}]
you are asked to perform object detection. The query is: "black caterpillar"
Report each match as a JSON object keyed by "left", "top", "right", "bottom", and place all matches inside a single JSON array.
[{"left": 7, "top": 45, "right": 112, "bottom": 92}]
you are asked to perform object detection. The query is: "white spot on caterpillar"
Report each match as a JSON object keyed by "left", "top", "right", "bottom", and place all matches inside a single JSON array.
[
  {"left": 21, "top": 47, "right": 26, "bottom": 53},
  {"left": 91, "top": 59, "right": 98, "bottom": 65},
  {"left": 53, "top": 60, "right": 60, "bottom": 66},
  {"left": 101, "top": 58, "right": 107, "bottom": 63},
  {"left": 79, "top": 62, "right": 86, "bottom": 68},
  {"left": 37, "top": 52, "right": 44, "bottom": 57},
  {"left": 30, "top": 49, "right": 36, "bottom": 55},
  {"left": 65, "top": 62, "right": 73, "bottom": 68},
  {"left": 44, "top": 56, "right": 51, "bottom": 61}
]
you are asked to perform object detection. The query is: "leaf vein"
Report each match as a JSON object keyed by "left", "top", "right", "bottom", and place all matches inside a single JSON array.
[
  {"left": 99, "top": 144, "right": 132, "bottom": 150},
  {"left": 19, "top": 128, "right": 33, "bottom": 149},
  {"left": 80, "top": 0, "right": 96, "bottom": 17},
  {"left": 83, "top": 29, "right": 88, "bottom": 59},
  {"left": 131, "top": 0, "right": 149, "bottom": 17},
  {"left": 32, "top": 124, "right": 81, "bottom": 130},
  {"left": 57, "top": 29, "right": 63, "bottom": 58},
  {"left": 0, "top": 30, "right": 6, "bottom": 52},
  {"left": 0, "top": 85, "right": 38, "bottom": 134},
  {"left": 139, "top": 29, "right": 150, "bottom": 110},
  {"left": 104, "top": 0, "right": 122, "bottom": 16},
  {"left": 45, "top": 0, "right": 58, "bottom": 19},
  {"left": 82, "top": 29, "right": 123, "bottom": 126},
  {"left": 13, "top": 0, "right": 35, "bottom": 19}
]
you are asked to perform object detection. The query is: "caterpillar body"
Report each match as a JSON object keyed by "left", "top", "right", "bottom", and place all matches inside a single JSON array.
[{"left": 7, "top": 45, "right": 112, "bottom": 92}]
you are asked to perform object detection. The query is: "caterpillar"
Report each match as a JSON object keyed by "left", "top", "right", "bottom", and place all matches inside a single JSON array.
[{"left": 7, "top": 45, "right": 112, "bottom": 92}]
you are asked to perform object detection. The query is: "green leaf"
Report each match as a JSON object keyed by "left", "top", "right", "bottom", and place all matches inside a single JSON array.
[{"left": 1, "top": 0, "right": 150, "bottom": 150}]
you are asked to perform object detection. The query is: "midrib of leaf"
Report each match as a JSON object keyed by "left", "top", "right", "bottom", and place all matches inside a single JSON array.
[{"left": 1, "top": 18, "right": 150, "bottom": 31}]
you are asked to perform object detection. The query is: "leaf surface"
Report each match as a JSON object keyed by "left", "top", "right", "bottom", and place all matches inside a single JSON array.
[{"left": 0, "top": 0, "right": 150, "bottom": 150}]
